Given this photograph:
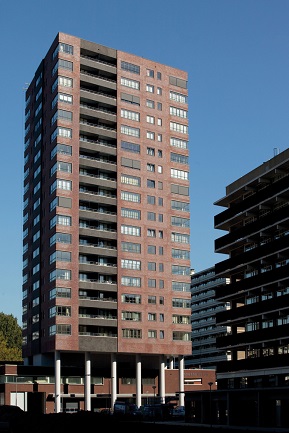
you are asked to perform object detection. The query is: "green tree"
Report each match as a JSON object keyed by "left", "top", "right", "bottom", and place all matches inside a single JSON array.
[{"left": 0, "top": 313, "right": 22, "bottom": 361}]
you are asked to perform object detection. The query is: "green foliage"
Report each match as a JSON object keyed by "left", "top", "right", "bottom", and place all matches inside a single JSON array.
[{"left": 0, "top": 313, "right": 22, "bottom": 361}]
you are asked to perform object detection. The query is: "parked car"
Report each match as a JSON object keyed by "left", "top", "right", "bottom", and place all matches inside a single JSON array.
[{"left": 172, "top": 406, "right": 185, "bottom": 418}]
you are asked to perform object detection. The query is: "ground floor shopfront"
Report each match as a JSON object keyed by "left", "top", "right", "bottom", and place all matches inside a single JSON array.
[{"left": 185, "top": 388, "right": 289, "bottom": 429}]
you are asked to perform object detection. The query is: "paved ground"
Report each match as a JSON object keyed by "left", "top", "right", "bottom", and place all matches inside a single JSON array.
[{"left": 1, "top": 411, "right": 289, "bottom": 433}]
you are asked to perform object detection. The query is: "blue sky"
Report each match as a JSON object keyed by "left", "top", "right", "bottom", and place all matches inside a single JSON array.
[{"left": 1, "top": 0, "right": 289, "bottom": 322}]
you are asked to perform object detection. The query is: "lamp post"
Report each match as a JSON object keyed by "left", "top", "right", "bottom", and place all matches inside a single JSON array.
[
  {"left": 15, "top": 377, "right": 25, "bottom": 407},
  {"left": 208, "top": 382, "right": 213, "bottom": 428}
]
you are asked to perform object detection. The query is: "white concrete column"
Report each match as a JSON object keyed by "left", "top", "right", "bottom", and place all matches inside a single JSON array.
[
  {"left": 178, "top": 355, "right": 185, "bottom": 407},
  {"left": 136, "top": 354, "right": 142, "bottom": 408},
  {"left": 159, "top": 355, "right": 166, "bottom": 404},
  {"left": 85, "top": 352, "right": 91, "bottom": 411},
  {"left": 168, "top": 356, "right": 174, "bottom": 369},
  {"left": 54, "top": 351, "right": 61, "bottom": 413},
  {"left": 111, "top": 354, "right": 117, "bottom": 410}
]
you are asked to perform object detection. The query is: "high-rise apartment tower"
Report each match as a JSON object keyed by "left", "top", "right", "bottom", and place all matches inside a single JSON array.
[{"left": 22, "top": 32, "right": 191, "bottom": 410}]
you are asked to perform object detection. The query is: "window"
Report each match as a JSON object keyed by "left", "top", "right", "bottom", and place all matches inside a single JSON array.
[
  {"left": 121, "top": 225, "right": 141, "bottom": 236},
  {"left": 147, "top": 131, "right": 155, "bottom": 140},
  {"left": 50, "top": 179, "right": 72, "bottom": 193},
  {"left": 171, "top": 200, "right": 189, "bottom": 212},
  {"left": 148, "top": 279, "right": 156, "bottom": 288},
  {"left": 157, "top": 102, "right": 162, "bottom": 111},
  {"left": 146, "top": 69, "right": 154, "bottom": 78},
  {"left": 50, "top": 251, "right": 71, "bottom": 263},
  {"left": 147, "top": 195, "right": 155, "bottom": 205},
  {"left": 49, "top": 269, "right": 71, "bottom": 281},
  {"left": 171, "top": 168, "right": 189, "bottom": 180},
  {"left": 121, "top": 108, "right": 140, "bottom": 122},
  {"left": 147, "top": 115, "right": 155, "bottom": 124},
  {"left": 52, "top": 92, "right": 73, "bottom": 108},
  {"left": 171, "top": 216, "right": 190, "bottom": 227},
  {"left": 51, "top": 126, "right": 72, "bottom": 142},
  {"left": 148, "top": 330, "right": 157, "bottom": 339},
  {"left": 121, "top": 208, "right": 141, "bottom": 219},
  {"left": 147, "top": 212, "right": 156, "bottom": 221},
  {"left": 122, "top": 329, "right": 142, "bottom": 338},
  {"left": 121, "top": 174, "right": 141, "bottom": 186},
  {"left": 50, "top": 214, "right": 71, "bottom": 228},
  {"left": 158, "top": 214, "right": 163, "bottom": 222},
  {"left": 158, "top": 197, "right": 163, "bottom": 206},
  {"left": 122, "top": 311, "right": 141, "bottom": 321},
  {"left": 53, "top": 42, "right": 73, "bottom": 58},
  {"left": 51, "top": 143, "right": 72, "bottom": 159},
  {"left": 121, "top": 293, "right": 141, "bottom": 304},
  {"left": 121, "top": 92, "right": 140, "bottom": 105},
  {"left": 147, "top": 163, "right": 155, "bottom": 172},
  {"left": 148, "top": 245, "right": 156, "bottom": 254},
  {"left": 50, "top": 161, "right": 72, "bottom": 175},
  {"left": 159, "top": 280, "right": 164, "bottom": 289},
  {"left": 157, "top": 134, "right": 162, "bottom": 142},
  {"left": 172, "top": 297, "right": 191, "bottom": 308},
  {"left": 146, "top": 84, "right": 154, "bottom": 93},
  {"left": 172, "top": 281, "right": 191, "bottom": 292},
  {"left": 170, "top": 137, "right": 188, "bottom": 149},
  {"left": 121, "top": 140, "right": 140, "bottom": 154},
  {"left": 146, "top": 99, "right": 155, "bottom": 109},
  {"left": 121, "top": 259, "right": 141, "bottom": 270},
  {"left": 51, "top": 109, "right": 72, "bottom": 124},
  {"left": 121, "top": 277, "right": 141, "bottom": 287},
  {"left": 148, "top": 296, "right": 156, "bottom": 304},
  {"left": 121, "top": 241, "right": 141, "bottom": 253},
  {"left": 172, "top": 249, "right": 190, "bottom": 260},
  {"left": 147, "top": 147, "right": 155, "bottom": 156},
  {"left": 121, "top": 191, "right": 141, "bottom": 203},
  {"left": 148, "top": 313, "right": 156, "bottom": 321},
  {"left": 148, "top": 262, "right": 156, "bottom": 271},
  {"left": 170, "top": 90, "right": 188, "bottom": 104},
  {"left": 157, "top": 87, "right": 162, "bottom": 95},
  {"left": 52, "top": 76, "right": 73, "bottom": 93},
  {"left": 170, "top": 121, "right": 188, "bottom": 134},
  {"left": 172, "top": 265, "right": 191, "bottom": 275},
  {"left": 173, "top": 332, "right": 190, "bottom": 341},
  {"left": 121, "top": 77, "right": 140, "bottom": 90},
  {"left": 50, "top": 232, "right": 71, "bottom": 245},
  {"left": 171, "top": 152, "right": 189, "bottom": 164},
  {"left": 159, "top": 263, "right": 164, "bottom": 272},
  {"left": 121, "top": 125, "right": 140, "bottom": 137},
  {"left": 147, "top": 229, "right": 156, "bottom": 237},
  {"left": 147, "top": 179, "right": 155, "bottom": 188},
  {"left": 170, "top": 106, "right": 188, "bottom": 118},
  {"left": 49, "top": 287, "right": 71, "bottom": 299},
  {"left": 49, "top": 324, "right": 71, "bottom": 335},
  {"left": 169, "top": 76, "right": 188, "bottom": 89},
  {"left": 49, "top": 306, "right": 71, "bottom": 317},
  {"left": 121, "top": 61, "right": 140, "bottom": 74},
  {"left": 171, "top": 232, "right": 190, "bottom": 243}
]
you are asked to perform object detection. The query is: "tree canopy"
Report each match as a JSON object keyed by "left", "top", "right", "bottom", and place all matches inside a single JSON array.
[{"left": 0, "top": 313, "right": 22, "bottom": 361}]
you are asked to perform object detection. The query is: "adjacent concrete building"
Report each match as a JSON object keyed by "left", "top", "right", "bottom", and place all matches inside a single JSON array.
[
  {"left": 185, "top": 267, "right": 230, "bottom": 369},
  {"left": 22, "top": 32, "right": 191, "bottom": 411},
  {"left": 185, "top": 148, "right": 289, "bottom": 429}
]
